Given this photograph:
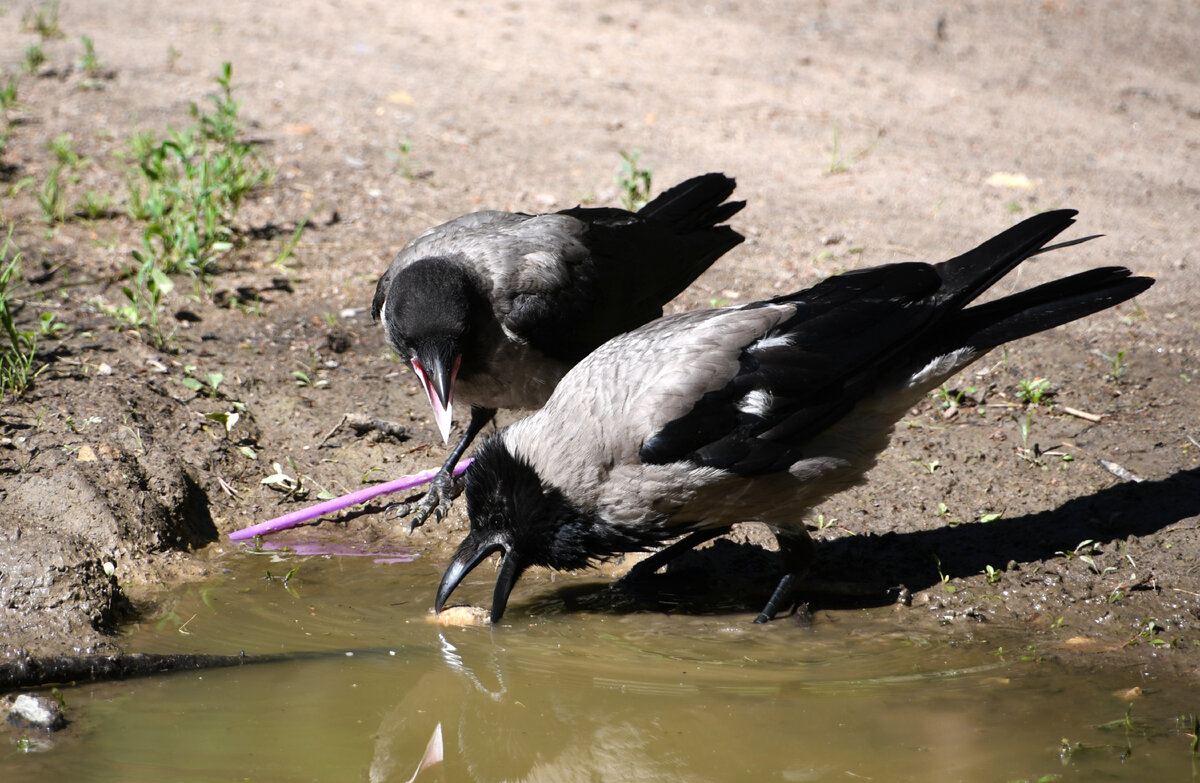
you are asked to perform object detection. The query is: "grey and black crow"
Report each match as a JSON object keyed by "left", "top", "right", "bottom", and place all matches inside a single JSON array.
[
  {"left": 371, "top": 174, "right": 745, "bottom": 526},
  {"left": 434, "top": 209, "right": 1153, "bottom": 623}
]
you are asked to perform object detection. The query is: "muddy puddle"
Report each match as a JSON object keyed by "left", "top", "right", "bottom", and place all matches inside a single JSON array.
[{"left": 3, "top": 544, "right": 1197, "bottom": 782}]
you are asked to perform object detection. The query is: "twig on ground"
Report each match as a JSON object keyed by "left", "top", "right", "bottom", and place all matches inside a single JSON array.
[
  {"left": 1061, "top": 405, "right": 1103, "bottom": 423},
  {"left": 319, "top": 412, "right": 408, "bottom": 445},
  {"left": 318, "top": 414, "right": 347, "bottom": 445},
  {"left": 1097, "top": 458, "right": 1144, "bottom": 483},
  {"left": 1058, "top": 441, "right": 1146, "bottom": 484},
  {"left": 217, "top": 476, "right": 239, "bottom": 497}
]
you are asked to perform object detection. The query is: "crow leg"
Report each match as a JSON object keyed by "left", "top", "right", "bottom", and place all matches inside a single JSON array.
[
  {"left": 622, "top": 527, "right": 731, "bottom": 583},
  {"left": 399, "top": 406, "right": 496, "bottom": 530},
  {"left": 754, "top": 527, "right": 815, "bottom": 624}
]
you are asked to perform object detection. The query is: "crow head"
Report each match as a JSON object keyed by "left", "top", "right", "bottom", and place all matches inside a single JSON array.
[
  {"left": 375, "top": 257, "right": 481, "bottom": 443},
  {"left": 435, "top": 436, "right": 607, "bottom": 623}
]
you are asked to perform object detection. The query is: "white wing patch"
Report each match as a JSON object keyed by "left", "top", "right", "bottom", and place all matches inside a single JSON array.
[
  {"left": 905, "top": 347, "right": 978, "bottom": 391},
  {"left": 738, "top": 389, "right": 773, "bottom": 418},
  {"left": 750, "top": 333, "right": 794, "bottom": 353}
]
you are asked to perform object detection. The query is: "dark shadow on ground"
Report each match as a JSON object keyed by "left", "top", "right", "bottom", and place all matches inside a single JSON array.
[
  {"left": 506, "top": 468, "right": 1200, "bottom": 620},
  {"left": 822, "top": 466, "right": 1200, "bottom": 593}
]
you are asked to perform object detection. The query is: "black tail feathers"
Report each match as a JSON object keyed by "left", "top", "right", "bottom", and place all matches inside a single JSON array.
[
  {"left": 638, "top": 173, "right": 746, "bottom": 231},
  {"left": 945, "top": 266, "right": 1153, "bottom": 354},
  {"left": 934, "top": 209, "right": 1081, "bottom": 313}
]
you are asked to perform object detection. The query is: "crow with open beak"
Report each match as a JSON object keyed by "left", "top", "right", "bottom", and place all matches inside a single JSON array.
[
  {"left": 435, "top": 209, "right": 1153, "bottom": 623},
  {"left": 372, "top": 174, "right": 745, "bottom": 527}
]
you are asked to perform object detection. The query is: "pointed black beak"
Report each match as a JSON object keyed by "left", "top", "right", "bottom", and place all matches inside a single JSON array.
[
  {"left": 411, "top": 341, "right": 461, "bottom": 444},
  {"left": 435, "top": 537, "right": 523, "bottom": 624}
]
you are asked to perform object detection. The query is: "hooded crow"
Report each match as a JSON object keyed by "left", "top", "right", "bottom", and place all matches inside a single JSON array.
[
  {"left": 434, "top": 209, "right": 1153, "bottom": 623},
  {"left": 372, "top": 174, "right": 745, "bottom": 526}
]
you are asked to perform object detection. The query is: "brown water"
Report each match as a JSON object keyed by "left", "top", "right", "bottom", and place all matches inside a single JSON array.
[{"left": 3, "top": 544, "right": 1196, "bottom": 782}]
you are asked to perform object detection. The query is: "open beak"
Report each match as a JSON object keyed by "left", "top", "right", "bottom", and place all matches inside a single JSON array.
[
  {"left": 411, "top": 350, "right": 461, "bottom": 444},
  {"left": 436, "top": 536, "right": 523, "bottom": 624}
]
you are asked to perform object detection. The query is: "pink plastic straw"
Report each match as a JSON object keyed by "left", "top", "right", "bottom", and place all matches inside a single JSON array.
[{"left": 228, "top": 458, "right": 473, "bottom": 541}]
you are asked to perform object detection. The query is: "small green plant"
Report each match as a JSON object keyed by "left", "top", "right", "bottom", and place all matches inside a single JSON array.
[
  {"left": 101, "top": 62, "right": 275, "bottom": 342},
  {"left": 73, "top": 190, "right": 114, "bottom": 219},
  {"left": 1016, "top": 377, "right": 1051, "bottom": 406},
  {"left": 1095, "top": 348, "right": 1128, "bottom": 379},
  {"left": 262, "top": 461, "right": 303, "bottom": 495},
  {"left": 78, "top": 35, "right": 101, "bottom": 76},
  {"left": 271, "top": 216, "right": 309, "bottom": 269},
  {"left": 826, "top": 123, "right": 876, "bottom": 175},
  {"left": 93, "top": 249, "right": 175, "bottom": 347},
  {"left": 21, "top": 0, "right": 63, "bottom": 40},
  {"left": 387, "top": 139, "right": 418, "bottom": 181},
  {"left": 23, "top": 44, "right": 46, "bottom": 74},
  {"left": 914, "top": 458, "right": 940, "bottom": 474},
  {"left": 49, "top": 133, "right": 88, "bottom": 169},
  {"left": 0, "top": 76, "right": 19, "bottom": 117},
  {"left": 264, "top": 566, "right": 301, "bottom": 597},
  {"left": 1058, "top": 540, "right": 1089, "bottom": 560},
  {"left": 983, "top": 564, "right": 1002, "bottom": 584},
  {"left": 37, "top": 136, "right": 91, "bottom": 224},
  {"left": 1012, "top": 412, "right": 1033, "bottom": 448},
  {"left": 933, "top": 384, "right": 970, "bottom": 410},
  {"left": 292, "top": 369, "right": 327, "bottom": 388},
  {"left": 1096, "top": 703, "right": 1137, "bottom": 733},
  {"left": 36, "top": 164, "right": 67, "bottom": 223},
  {"left": 934, "top": 554, "right": 956, "bottom": 594},
  {"left": 120, "top": 62, "right": 272, "bottom": 286},
  {"left": 1119, "top": 301, "right": 1148, "bottom": 325},
  {"left": 812, "top": 514, "right": 837, "bottom": 531},
  {"left": 181, "top": 366, "right": 224, "bottom": 397},
  {"left": 203, "top": 405, "right": 242, "bottom": 437},
  {"left": 0, "top": 240, "right": 42, "bottom": 398},
  {"left": 615, "top": 150, "right": 652, "bottom": 211}
]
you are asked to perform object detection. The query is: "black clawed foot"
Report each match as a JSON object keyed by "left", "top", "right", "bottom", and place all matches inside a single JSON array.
[
  {"left": 754, "top": 572, "right": 799, "bottom": 624},
  {"left": 754, "top": 527, "right": 814, "bottom": 624},
  {"left": 393, "top": 468, "right": 464, "bottom": 531}
]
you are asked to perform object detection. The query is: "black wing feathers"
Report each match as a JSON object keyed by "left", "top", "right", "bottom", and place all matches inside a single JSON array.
[
  {"left": 508, "top": 174, "right": 745, "bottom": 362},
  {"left": 642, "top": 211, "right": 1145, "bottom": 477},
  {"left": 640, "top": 263, "right": 942, "bottom": 471}
]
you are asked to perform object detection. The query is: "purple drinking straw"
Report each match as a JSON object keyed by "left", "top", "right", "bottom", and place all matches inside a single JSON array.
[{"left": 228, "top": 458, "right": 473, "bottom": 541}]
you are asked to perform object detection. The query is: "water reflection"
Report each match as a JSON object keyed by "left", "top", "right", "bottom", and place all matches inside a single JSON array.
[{"left": 2, "top": 553, "right": 1192, "bottom": 783}]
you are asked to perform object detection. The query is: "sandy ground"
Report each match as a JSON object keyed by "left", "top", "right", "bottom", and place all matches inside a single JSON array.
[{"left": 0, "top": 0, "right": 1197, "bottom": 675}]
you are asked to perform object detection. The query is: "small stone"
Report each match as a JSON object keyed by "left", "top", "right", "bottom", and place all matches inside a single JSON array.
[{"left": 8, "top": 694, "right": 67, "bottom": 731}]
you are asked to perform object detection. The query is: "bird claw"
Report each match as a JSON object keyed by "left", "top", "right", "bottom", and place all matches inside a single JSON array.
[{"left": 392, "top": 470, "right": 464, "bottom": 530}]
